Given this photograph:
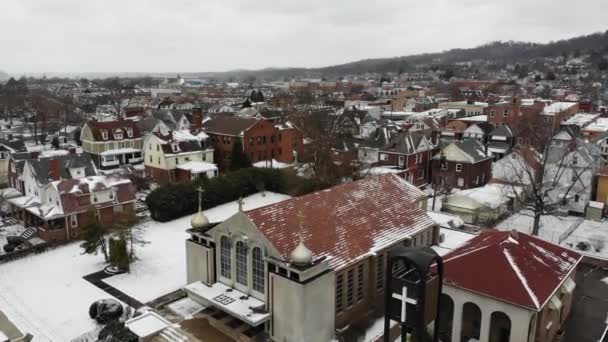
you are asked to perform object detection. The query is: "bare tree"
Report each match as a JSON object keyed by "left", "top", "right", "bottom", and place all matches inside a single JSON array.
[
  {"left": 290, "top": 109, "right": 353, "bottom": 184},
  {"left": 499, "top": 134, "right": 601, "bottom": 235},
  {"left": 23, "top": 93, "right": 63, "bottom": 145}
]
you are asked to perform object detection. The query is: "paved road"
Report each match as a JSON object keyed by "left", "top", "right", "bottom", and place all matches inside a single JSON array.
[{"left": 562, "top": 259, "right": 608, "bottom": 342}]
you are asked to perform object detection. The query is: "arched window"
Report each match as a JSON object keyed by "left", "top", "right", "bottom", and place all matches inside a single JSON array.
[
  {"left": 461, "top": 302, "right": 482, "bottom": 342},
  {"left": 220, "top": 236, "right": 231, "bottom": 279},
  {"left": 252, "top": 247, "right": 265, "bottom": 293},
  {"left": 490, "top": 311, "right": 511, "bottom": 342},
  {"left": 236, "top": 241, "right": 248, "bottom": 286}
]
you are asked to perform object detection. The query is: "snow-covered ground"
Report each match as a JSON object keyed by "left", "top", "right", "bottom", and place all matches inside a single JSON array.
[
  {"left": 0, "top": 191, "right": 290, "bottom": 341},
  {"left": 0, "top": 243, "right": 109, "bottom": 341},
  {"left": 497, "top": 211, "right": 608, "bottom": 259},
  {"left": 103, "top": 192, "right": 291, "bottom": 303}
]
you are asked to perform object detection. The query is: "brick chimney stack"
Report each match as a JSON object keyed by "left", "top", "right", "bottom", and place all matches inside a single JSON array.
[
  {"left": 49, "top": 158, "right": 62, "bottom": 181},
  {"left": 191, "top": 107, "right": 203, "bottom": 133}
]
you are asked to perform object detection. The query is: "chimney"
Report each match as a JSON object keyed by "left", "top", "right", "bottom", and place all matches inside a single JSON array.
[
  {"left": 509, "top": 229, "right": 519, "bottom": 240},
  {"left": 49, "top": 159, "right": 62, "bottom": 181},
  {"left": 191, "top": 107, "right": 203, "bottom": 133}
]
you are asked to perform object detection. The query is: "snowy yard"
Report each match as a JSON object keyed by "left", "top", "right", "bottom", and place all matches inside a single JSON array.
[
  {"left": 0, "top": 243, "right": 110, "bottom": 341},
  {"left": 497, "top": 210, "right": 608, "bottom": 259},
  {"left": 0, "top": 191, "right": 290, "bottom": 341},
  {"left": 104, "top": 191, "right": 290, "bottom": 303}
]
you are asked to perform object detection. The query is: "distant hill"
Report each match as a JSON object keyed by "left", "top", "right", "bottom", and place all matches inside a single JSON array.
[{"left": 195, "top": 30, "right": 608, "bottom": 81}]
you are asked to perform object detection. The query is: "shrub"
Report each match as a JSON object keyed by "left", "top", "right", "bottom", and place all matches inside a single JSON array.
[
  {"left": 576, "top": 241, "right": 591, "bottom": 251},
  {"left": 146, "top": 168, "right": 297, "bottom": 222}
]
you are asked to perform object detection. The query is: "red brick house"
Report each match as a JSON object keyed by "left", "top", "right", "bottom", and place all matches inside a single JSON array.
[
  {"left": 432, "top": 139, "right": 492, "bottom": 189},
  {"left": 201, "top": 117, "right": 303, "bottom": 170},
  {"left": 378, "top": 132, "right": 439, "bottom": 186},
  {"left": 486, "top": 98, "right": 545, "bottom": 130}
]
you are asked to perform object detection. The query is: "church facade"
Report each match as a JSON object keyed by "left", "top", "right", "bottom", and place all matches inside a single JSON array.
[{"left": 182, "top": 174, "right": 438, "bottom": 342}]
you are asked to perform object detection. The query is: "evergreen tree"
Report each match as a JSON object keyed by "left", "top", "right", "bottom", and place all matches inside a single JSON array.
[
  {"left": 242, "top": 98, "right": 252, "bottom": 108},
  {"left": 51, "top": 136, "right": 60, "bottom": 149},
  {"left": 230, "top": 140, "right": 252, "bottom": 171},
  {"left": 257, "top": 90, "right": 265, "bottom": 103},
  {"left": 109, "top": 235, "right": 129, "bottom": 271}
]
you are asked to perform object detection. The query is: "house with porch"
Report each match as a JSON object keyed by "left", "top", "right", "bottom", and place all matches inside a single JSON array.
[
  {"left": 81, "top": 120, "right": 144, "bottom": 171},
  {"left": 437, "top": 230, "right": 581, "bottom": 342},
  {"left": 143, "top": 130, "right": 216, "bottom": 185},
  {"left": 183, "top": 174, "right": 438, "bottom": 342},
  {"left": 7, "top": 155, "right": 136, "bottom": 242}
]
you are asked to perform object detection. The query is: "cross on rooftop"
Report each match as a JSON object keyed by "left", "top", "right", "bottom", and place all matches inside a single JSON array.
[
  {"left": 196, "top": 187, "right": 204, "bottom": 212},
  {"left": 237, "top": 196, "right": 244, "bottom": 211}
]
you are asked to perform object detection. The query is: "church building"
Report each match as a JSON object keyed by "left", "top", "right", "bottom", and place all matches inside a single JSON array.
[
  {"left": 437, "top": 230, "right": 582, "bottom": 342},
  {"left": 182, "top": 174, "right": 438, "bottom": 342}
]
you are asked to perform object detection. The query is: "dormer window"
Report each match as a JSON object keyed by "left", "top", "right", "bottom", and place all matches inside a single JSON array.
[
  {"left": 114, "top": 129, "right": 123, "bottom": 140},
  {"left": 101, "top": 130, "right": 109, "bottom": 140},
  {"left": 126, "top": 128, "right": 133, "bottom": 138},
  {"left": 172, "top": 143, "right": 180, "bottom": 153}
]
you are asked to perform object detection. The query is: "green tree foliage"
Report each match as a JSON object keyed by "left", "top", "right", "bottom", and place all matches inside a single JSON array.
[
  {"left": 109, "top": 235, "right": 129, "bottom": 271},
  {"left": 230, "top": 140, "right": 252, "bottom": 171},
  {"left": 146, "top": 168, "right": 327, "bottom": 222}
]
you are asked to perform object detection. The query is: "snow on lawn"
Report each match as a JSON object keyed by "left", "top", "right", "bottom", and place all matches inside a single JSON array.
[
  {"left": 0, "top": 243, "right": 110, "bottom": 342},
  {"left": 496, "top": 210, "right": 583, "bottom": 243},
  {"left": 103, "top": 192, "right": 291, "bottom": 304}
]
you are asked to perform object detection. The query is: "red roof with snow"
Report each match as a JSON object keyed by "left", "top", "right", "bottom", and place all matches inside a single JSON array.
[
  {"left": 245, "top": 174, "right": 435, "bottom": 271},
  {"left": 441, "top": 230, "right": 582, "bottom": 311}
]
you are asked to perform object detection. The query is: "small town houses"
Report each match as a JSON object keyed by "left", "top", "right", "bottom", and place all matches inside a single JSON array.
[{"left": 6, "top": 153, "right": 136, "bottom": 242}]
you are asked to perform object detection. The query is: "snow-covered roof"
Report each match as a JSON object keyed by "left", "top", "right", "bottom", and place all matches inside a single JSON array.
[
  {"left": 426, "top": 211, "right": 464, "bottom": 229},
  {"left": 244, "top": 174, "right": 433, "bottom": 270},
  {"left": 542, "top": 102, "right": 577, "bottom": 115},
  {"left": 441, "top": 230, "right": 582, "bottom": 311},
  {"left": 432, "top": 227, "right": 476, "bottom": 256},
  {"left": 172, "top": 129, "right": 208, "bottom": 142},
  {"left": 561, "top": 113, "right": 599, "bottom": 127},
  {"left": 252, "top": 159, "right": 292, "bottom": 169},
  {"left": 176, "top": 161, "right": 217, "bottom": 173},
  {"left": 447, "top": 183, "right": 523, "bottom": 209},
  {"left": 457, "top": 115, "right": 488, "bottom": 122},
  {"left": 583, "top": 118, "right": 608, "bottom": 132},
  {"left": 125, "top": 311, "right": 171, "bottom": 338}
]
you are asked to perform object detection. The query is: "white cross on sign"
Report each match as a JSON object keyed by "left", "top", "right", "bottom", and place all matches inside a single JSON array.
[{"left": 392, "top": 286, "right": 417, "bottom": 323}]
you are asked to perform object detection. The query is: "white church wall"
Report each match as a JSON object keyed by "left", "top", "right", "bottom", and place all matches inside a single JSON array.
[
  {"left": 186, "top": 240, "right": 214, "bottom": 284},
  {"left": 270, "top": 270, "right": 336, "bottom": 342},
  {"left": 444, "top": 284, "right": 535, "bottom": 342}
]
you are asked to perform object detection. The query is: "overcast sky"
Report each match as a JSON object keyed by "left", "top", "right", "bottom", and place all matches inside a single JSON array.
[{"left": 1, "top": 0, "right": 607, "bottom": 74}]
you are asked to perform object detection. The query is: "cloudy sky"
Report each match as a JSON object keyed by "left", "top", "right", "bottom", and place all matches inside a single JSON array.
[{"left": 1, "top": 0, "right": 606, "bottom": 74}]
